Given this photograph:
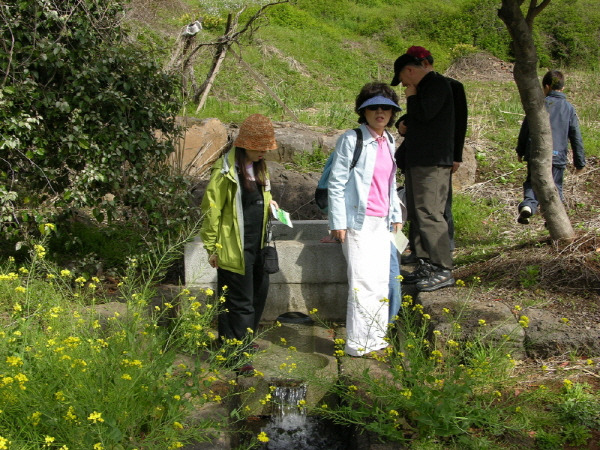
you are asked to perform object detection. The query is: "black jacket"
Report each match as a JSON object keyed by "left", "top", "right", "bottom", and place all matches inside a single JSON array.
[{"left": 397, "top": 71, "right": 455, "bottom": 169}]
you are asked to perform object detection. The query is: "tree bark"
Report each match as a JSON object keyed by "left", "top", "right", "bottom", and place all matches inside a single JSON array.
[{"left": 498, "top": 0, "right": 574, "bottom": 241}]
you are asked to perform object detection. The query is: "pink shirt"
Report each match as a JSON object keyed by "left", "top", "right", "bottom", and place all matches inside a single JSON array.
[{"left": 365, "top": 126, "right": 393, "bottom": 217}]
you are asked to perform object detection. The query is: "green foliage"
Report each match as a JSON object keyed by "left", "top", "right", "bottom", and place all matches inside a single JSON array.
[
  {"left": 536, "top": 0, "right": 600, "bottom": 68},
  {"left": 0, "top": 230, "right": 263, "bottom": 449},
  {"left": 519, "top": 265, "right": 541, "bottom": 288},
  {"left": 0, "top": 0, "right": 191, "bottom": 244},
  {"left": 555, "top": 382, "right": 600, "bottom": 429},
  {"left": 315, "top": 283, "right": 522, "bottom": 444},
  {"left": 453, "top": 194, "right": 505, "bottom": 248},
  {"left": 283, "top": 146, "right": 331, "bottom": 173}
]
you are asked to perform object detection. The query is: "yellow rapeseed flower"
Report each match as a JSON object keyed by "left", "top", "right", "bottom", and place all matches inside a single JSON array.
[
  {"left": 14, "top": 286, "right": 26, "bottom": 293},
  {"left": 6, "top": 356, "right": 23, "bottom": 367},
  {"left": 60, "top": 269, "right": 72, "bottom": 277},
  {"left": 0, "top": 436, "right": 10, "bottom": 449},
  {"left": 87, "top": 411, "right": 104, "bottom": 423},
  {"left": 42, "top": 223, "right": 56, "bottom": 233},
  {"left": 64, "top": 406, "right": 77, "bottom": 421}
]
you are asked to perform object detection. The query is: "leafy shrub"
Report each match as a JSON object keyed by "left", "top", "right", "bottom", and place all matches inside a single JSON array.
[{"left": 0, "top": 0, "right": 188, "bottom": 245}]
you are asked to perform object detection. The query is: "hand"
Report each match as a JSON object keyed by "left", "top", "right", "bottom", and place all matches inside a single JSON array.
[
  {"left": 330, "top": 229, "right": 346, "bottom": 243},
  {"left": 397, "top": 120, "right": 407, "bottom": 135},
  {"left": 404, "top": 84, "right": 417, "bottom": 97},
  {"left": 452, "top": 161, "right": 461, "bottom": 173},
  {"left": 392, "top": 223, "right": 402, "bottom": 233},
  {"left": 270, "top": 199, "right": 279, "bottom": 209},
  {"left": 208, "top": 253, "right": 219, "bottom": 269}
]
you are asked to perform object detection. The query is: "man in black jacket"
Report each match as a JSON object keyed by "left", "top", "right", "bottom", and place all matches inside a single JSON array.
[
  {"left": 396, "top": 46, "right": 468, "bottom": 258},
  {"left": 391, "top": 52, "right": 455, "bottom": 291}
]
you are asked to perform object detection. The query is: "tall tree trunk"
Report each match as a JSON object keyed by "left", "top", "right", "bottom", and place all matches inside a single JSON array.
[{"left": 498, "top": 0, "right": 574, "bottom": 241}]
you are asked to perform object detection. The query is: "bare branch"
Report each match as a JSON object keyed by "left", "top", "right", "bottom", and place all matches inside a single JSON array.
[
  {"left": 526, "top": 0, "right": 552, "bottom": 28},
  {"left": 232, "top": 0, "right": 289, "bottom": 39}
]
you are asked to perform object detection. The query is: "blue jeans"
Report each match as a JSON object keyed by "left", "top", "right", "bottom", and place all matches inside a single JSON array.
[{"left": 388, "top": 242, "right": 401, "bottom": 323}]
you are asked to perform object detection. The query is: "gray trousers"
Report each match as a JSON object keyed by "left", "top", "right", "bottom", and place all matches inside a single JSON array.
[{"left": 406, "top": 165, "right": 453, "bottom": 270}]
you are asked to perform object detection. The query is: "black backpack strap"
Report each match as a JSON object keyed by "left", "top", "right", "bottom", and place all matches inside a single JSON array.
[
  {"left": 349, "top": 128, "right": 363, "bottom": 170},
  {"left": 384, "top": 129, "right": 393, "bottom": 142}
]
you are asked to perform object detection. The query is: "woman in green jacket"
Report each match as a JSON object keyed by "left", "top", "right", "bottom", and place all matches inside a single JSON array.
[{"left": 200, "top": 114, "right": 278, "bottom": 373}]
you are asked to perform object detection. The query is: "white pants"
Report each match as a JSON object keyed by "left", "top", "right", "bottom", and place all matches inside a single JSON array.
[{"left": 342, "top": 216, "right": 390, "bottom": 356}]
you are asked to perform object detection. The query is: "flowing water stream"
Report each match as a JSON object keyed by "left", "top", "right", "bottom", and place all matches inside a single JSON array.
[{"left": 256, "top": 380, "right": 350, "bottom": 450}]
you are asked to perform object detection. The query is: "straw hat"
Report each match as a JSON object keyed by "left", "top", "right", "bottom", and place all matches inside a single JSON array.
[{"left": 233, "top": 114, "right": 278, "bottom": 151}]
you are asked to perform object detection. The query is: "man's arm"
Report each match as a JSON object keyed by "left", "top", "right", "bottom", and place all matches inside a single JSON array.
[
  {"left": 568, "top": 107, "right": 585, "bottom": 169},
  {"left": 516, "top": 117, "right": 530, "bottom": 162}
]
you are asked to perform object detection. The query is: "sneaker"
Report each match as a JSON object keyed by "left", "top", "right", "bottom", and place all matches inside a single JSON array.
[
  {"left": 402, "top": 260, "right": 432, "bottom": 284},
  {"left": 400, "top": 252, "right": 418, "bottom": 264},
  {"left": 416, "top": 268, "right": 455, "bottom": 292},
  {"left": 518, "top": 206, "right": 532, "bottom": 224}
]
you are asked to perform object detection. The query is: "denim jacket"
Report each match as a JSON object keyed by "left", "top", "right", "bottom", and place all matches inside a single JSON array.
[{"left": 328, "top": 124, "right": 403, "bottom": 231}]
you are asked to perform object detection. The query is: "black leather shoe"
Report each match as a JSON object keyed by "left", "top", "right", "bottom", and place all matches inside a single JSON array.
[{"left": 402, "top": 260, "right": 432, "bottom": 284}]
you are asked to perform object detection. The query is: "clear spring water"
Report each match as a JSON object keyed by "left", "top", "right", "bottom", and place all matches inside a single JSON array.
[{"left": 255, "top": 382, "right": 350, "bottom": 450}]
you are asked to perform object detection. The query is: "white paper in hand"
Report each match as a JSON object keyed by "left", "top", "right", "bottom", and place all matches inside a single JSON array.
[{"left": 391, "top": 230, "right": 409, "bottom": 253}]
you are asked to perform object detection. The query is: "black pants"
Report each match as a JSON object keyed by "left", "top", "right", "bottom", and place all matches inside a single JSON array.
[{"left": 217, "top": 249, "right": 269, "bottom": 341}]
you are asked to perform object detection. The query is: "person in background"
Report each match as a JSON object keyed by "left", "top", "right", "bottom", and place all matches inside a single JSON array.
[
  {"left": 395, "top": 46, "right": 468, "bottom": 263},
  {"left": 328, "top": 82, "right": 403, "bottom": 357},
  {"left": 200, "top": 114, "right": 279, "bottom": 375},
  {"left": 390, "top": 51, "right": 455, "bottom": 292},
  {"left": 516, "top": 70, "right": 585, "bottom": 224}
]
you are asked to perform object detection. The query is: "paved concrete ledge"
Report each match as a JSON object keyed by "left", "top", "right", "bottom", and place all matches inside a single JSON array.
[{"left": 184, "top": 220, "right": 348, "bottom": 321}]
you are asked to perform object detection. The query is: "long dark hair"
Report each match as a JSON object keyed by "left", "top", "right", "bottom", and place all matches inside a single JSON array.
[{"left": 235, "top": 147, "right": 267, "bottom": 191}]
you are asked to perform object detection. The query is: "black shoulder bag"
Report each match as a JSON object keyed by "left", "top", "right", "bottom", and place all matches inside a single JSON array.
[{"left": 262, "top": 218, "right": 279, "bottom": 274}]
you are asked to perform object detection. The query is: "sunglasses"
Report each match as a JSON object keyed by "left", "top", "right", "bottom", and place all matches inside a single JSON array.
[{"left": 365, "top": 104, "right": 393, "bottom": 111}]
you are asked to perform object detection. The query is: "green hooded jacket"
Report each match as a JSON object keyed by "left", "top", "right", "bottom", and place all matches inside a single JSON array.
[{"left": 200, "top": 149, "right": 272, "bottom": 275}]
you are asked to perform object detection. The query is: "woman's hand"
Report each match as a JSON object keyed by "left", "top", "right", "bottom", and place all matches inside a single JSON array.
[
  {"left": 270, "top": 200, "right": 279, "bottom": 209},
  {"left": 208, "top": 253, "right": 219, "bottom": 269},
  {"left": 330, "top": 229, "right": 346, "bottom": 243},
  {"left": 392, "top": 223, "right": 403, "bottom": 233}
]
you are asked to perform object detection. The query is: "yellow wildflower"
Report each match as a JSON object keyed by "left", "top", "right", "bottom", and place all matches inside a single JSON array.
[
  {"left": 87, "top": 411, "right": 104, "bottom": 423},
  {"left": 257, "top": 432, "right": 269, "bottom": 443},
  {"left": 6, "top": 356, "right": 23, "bottom": 367}
]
